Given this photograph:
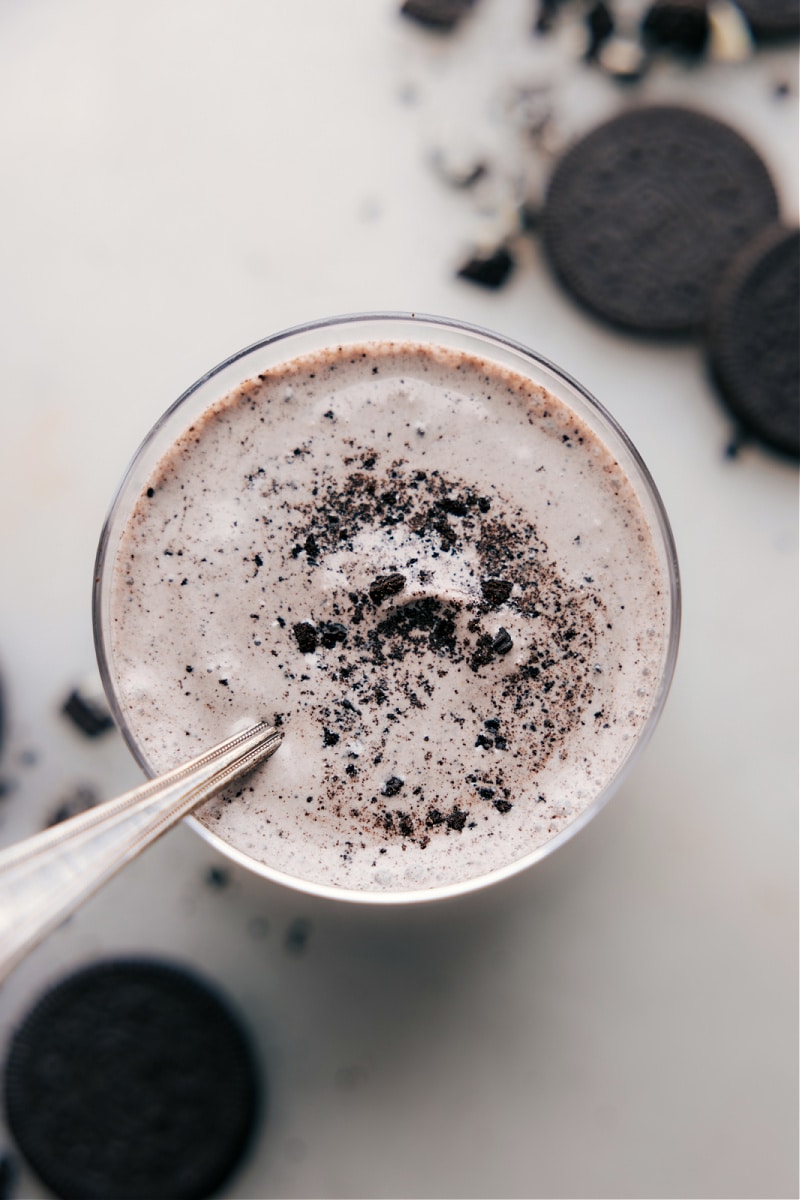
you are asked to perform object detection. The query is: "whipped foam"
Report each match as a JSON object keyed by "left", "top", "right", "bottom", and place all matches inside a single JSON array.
[{"left": 107, "top": 341, "right": 670, "bottom": 893}]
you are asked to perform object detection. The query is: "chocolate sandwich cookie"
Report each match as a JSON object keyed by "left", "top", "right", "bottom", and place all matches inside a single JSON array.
[
  {"left": 707, "top": 223, "right": 799, "bottom": 457},
  {"left": 4, "top": 959, "right": 260, "bottom": 1200},
  {"left": 542, "top": 106, "right": 780, "bottom": 336}
]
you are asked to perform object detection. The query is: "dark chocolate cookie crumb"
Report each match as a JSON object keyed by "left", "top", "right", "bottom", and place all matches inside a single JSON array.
[
  {"left": 62, "top": 684, "right": 114, "bottom": 738},
  {"left": 382, "top": 776, "right": 405, "bottom": 797},
  {"left": 319, "top": 621, "right": 348, "bottom": 648},
  {"left": 446, "top": 806, "right": 469, "bottom": 831},
  {"left": 438, "top": 495, "right": 469, "bottom": 516},
  {"left": 400, "top": 0, "right": 476, "bottom": 31},
  {"left": 470, "top": 633, "right": 496, "bottom": 671},
  {"left": 481, "top": 577, "right": 513, "bottom": 606},
  {"left": 205, "top": 865, "right": 231, "bottom": 889},
  {"left": 396, "top": 811, "right": 415, "bottom": 837},
  {"left": 293, "top": 621, "right": 317, "bottom": 653},
  {"left": 369, "top": 573, "right": 407, "bottom": 604},
  {"left": 492, "top": 627, "right": 514, "bottom": 654},
  {"left": 585, "top": 0, "right": 615, "bottom": 58},
  {"left": 457, "top": 246, "right": 516, "bottom": 289}
]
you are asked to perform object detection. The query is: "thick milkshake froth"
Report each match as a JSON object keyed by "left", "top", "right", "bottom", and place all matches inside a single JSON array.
[{"left": 105, "top": 339, "right": 671, "bottom": 894}]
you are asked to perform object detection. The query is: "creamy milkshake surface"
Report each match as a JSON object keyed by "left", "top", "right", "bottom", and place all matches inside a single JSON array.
[{"left": 106, "top": 338, "right": 671, "bottom": 894}]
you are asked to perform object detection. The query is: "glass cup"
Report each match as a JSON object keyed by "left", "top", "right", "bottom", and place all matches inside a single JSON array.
[{"left": 94, "top": 313, "right": 681, "bottom": 903}]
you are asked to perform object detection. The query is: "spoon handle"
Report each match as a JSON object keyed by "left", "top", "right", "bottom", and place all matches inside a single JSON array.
[{"left": 0, "top": 722, "right": 283, "bottom": 983}]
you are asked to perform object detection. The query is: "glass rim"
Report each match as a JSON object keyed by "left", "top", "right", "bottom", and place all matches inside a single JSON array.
[{"left": 94, "top": 310, "right": 681, "bottom": 905}]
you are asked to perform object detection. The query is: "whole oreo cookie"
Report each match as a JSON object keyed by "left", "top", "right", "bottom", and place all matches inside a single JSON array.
[
  {"left": 707, "top": 223, "right": 799, "bottom": 457},
  {"left": 4, "top": 959, "right": 260, "bottom": 1200},
  {"left": 542, "top": 106, "right": 780, "bottom": 336}
]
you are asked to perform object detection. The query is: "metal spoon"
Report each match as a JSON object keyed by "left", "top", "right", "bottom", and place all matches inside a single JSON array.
[{"left": 0, "top": 721, "right": 283, "bottom": 983}]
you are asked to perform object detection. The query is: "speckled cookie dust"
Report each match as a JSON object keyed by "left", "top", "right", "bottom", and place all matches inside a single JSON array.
[{"left": 108, "top": 341, "right": 669, "bottom": 893}]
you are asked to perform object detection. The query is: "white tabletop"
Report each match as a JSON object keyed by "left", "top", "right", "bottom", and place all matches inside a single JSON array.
[{"left": 0, "top": 2, "right": 797, "bottom": 1197}]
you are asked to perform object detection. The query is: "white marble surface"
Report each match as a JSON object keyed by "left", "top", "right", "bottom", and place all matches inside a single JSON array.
[{"left": 0, "top": 2, "right": 797, "bottom": 1197}]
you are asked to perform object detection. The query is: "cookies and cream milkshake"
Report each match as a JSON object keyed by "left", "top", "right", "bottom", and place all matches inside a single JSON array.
[{"left": 96, "top": 317, "right": 679, "bottom": 899}]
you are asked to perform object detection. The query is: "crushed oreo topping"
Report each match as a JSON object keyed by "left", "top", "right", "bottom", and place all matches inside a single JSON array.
[
  {"left": 369, "top": 573, "right": 407, "bottom": 604},
  {"left": 585, "top": 0, "right": 615, "bottom": 58},
  {"left": 400, "top": 0, "right": 476, "bottom": 31},
  {"left": 293, "top": 621, "right": 318, "bottom": 653},
  {"left": 320, "top": 621, "right": 348, "bottom": 648},
  {"left": 62, "top": 682, "right": 114, "bottom": 738},
  {"left": 271, "top": 447, "right": 603, "bottom": 853},
  {"left": 481, "top": 578, "right": 513, "bottom": 606},
  {"left": 492, "top": 627, "right": 514, "bottom": 655},
  {"left": 457, "top": 246, "right": 516, "bottom": 289}
]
